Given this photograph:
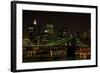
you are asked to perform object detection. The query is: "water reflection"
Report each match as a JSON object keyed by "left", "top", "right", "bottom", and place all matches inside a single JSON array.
[{"left": 23, "top": 46, "right": 90, "bottom": 62}]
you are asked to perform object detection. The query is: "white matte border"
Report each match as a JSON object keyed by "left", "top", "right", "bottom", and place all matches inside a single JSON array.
[{"left": 16, "top": 3, "right": 96, "bottom": 70}]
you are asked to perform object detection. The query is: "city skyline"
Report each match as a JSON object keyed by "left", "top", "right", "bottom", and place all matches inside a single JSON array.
[{"left": 23, "top": 10, "right": 91, "bottom": 37}]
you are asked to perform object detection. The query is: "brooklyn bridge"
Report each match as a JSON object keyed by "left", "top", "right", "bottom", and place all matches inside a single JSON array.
[{"left": 23, "top": 33, "right": 90, "bottom": 62}]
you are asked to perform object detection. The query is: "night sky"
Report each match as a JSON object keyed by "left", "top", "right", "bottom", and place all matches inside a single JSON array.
[{"left": 23, "top": 10, "right": 90, "bottom": 36}]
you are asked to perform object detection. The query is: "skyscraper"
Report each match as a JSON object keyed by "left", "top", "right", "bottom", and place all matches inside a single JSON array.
[
  {"left": 28, "top": 19, "right": 38, "bottom": 44},
  {"left": 46, "top": 24, "right": 54, "bottom": 34}
]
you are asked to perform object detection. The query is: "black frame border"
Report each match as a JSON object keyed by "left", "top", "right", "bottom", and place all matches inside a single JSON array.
[{"left": 11, "top": 1, "right": 98, "bottom": 72}]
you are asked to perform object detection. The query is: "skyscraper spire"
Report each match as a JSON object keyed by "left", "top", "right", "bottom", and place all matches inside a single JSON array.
[{"left": 34, "top": 19, "right": 37, "bottom": 25}]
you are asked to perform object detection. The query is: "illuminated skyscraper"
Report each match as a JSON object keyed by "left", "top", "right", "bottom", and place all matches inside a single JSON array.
[
  {"left": 46, "top": 24, "right": 54, "bottom": 34},
  {"left": 28, "top": 19, "right": 38, "bottom": 44}
]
